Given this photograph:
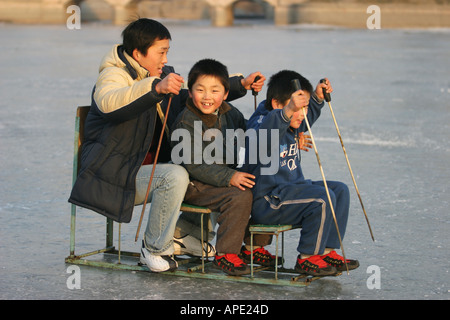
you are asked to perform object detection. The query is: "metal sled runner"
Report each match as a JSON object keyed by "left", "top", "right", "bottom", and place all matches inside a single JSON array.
[{"left": 65, "top": 106, "right": 331, "bottom": 287}]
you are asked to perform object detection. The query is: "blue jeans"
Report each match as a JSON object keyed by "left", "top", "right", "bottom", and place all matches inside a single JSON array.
[{"left": 135, "top": 163, "right": 189, "bottom": 255}]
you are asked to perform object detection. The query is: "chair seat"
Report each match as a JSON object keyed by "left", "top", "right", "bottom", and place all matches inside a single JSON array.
[
  {"left": 249, "top": 224, "right": 300, "bottom": 233},
  {"left": 180, "top": 203, "right": 212, "bottom": 214}
]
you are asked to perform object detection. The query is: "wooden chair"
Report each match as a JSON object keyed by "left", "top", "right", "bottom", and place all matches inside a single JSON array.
[{"left": 66, "top": 106, "right": 212, "bottom": 272}]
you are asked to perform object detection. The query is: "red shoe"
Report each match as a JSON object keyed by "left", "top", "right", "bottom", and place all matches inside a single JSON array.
[
  {"left": 321, "top": 250, "right": 359, "bottom": 271},
  {"left": 213, "top": 254, "right": 250, "bottom": 276},
  {"left": 294, "top": 254, "right": 337, "bottom": 276},
  {"left": 240, "top": 246, "right": 282, "bottom": 267}
]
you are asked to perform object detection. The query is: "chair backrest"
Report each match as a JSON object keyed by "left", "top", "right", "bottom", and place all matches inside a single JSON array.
[{"left": 72, "top": 106, "right": 90, "bottom": 184}]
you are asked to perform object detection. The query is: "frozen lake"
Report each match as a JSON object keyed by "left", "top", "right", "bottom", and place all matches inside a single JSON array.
[{"left": 0, "top": 19, "right": 449, "bottom": 301}]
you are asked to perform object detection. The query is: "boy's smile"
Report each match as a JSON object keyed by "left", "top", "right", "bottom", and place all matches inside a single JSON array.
[{"left": 189, "top": 75, "right": 229, "bottom": 114}]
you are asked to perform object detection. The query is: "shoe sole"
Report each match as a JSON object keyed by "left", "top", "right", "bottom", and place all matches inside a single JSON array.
[
  {"left": 294, "top": 265, "right": 338, "bottom": 277},
  {"left": 335, "top": 261, "right": 360, "bottom": 272},
  {"left": 242, "top": 256, "right": 283, "bottom": 267},
  {"left": 212, "top": 261, "right": 251, "bottom": 276}
]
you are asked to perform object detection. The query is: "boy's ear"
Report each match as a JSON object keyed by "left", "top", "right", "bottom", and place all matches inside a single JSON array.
[
  {"left": 188, "top": 90, "right": 193, "bottom": 98},
  {"left": 271, "top": 99, "right": 284, "bottom": 110},
  {"left": 224, "top": 90, "right": 229, "bottom": 101},
  {"left": 132, "top": 48, "right": 141, "bottom": 62}
]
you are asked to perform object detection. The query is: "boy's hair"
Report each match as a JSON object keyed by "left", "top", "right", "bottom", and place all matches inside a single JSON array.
[
  {"left": 265, "top": 70, "right": 313, "bottom": 110},
  {"left": 188, "top": 59, "right": 230, "bottom": 93},
  {"left": 122, "top": 18, "right": 171, "bottom": 56}
]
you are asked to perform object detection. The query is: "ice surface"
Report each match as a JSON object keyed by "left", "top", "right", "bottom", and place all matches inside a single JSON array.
[{"left": 0, "top": 20, "right": 449, "bottom": 300}]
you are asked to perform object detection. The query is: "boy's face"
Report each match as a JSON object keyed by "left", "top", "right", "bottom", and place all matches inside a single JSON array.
[
  {"left": 272, "top": 91, "right": 311, "bottom": 129},
  {"left": 289, "top": 105, "right": 309, "bottom": 129},
  {"left": 133, "top": 38, "right": 170, "bottom": 77},
  {"left": 189, "top": 75, "right": 229, "bottom": 115}
]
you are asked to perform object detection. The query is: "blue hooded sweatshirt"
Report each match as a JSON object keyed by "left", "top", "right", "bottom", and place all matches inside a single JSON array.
[{"left": 244, "top": 96, "right": 324, "bottom": 202}]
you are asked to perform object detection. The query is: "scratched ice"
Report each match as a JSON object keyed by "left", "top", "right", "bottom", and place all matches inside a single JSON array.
[{"left": 0, "top": 20, "right": 449, "bottom": 300}]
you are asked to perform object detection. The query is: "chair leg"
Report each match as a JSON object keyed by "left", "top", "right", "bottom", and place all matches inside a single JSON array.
[
  {"left": 275, "top": 233, "right": 279, "bottom": 280},
  {"left": 250, "top": 232, "right": 254, "bottom": 278},
  {"left": 281, "top": 231, "right": 285, "bottom": 269},
  {"left": 118, "top": 223, "right": 122, "bottom": 264},
  {"left": 106, "top": 218, "right": 113, "bottom": 248},
  {"left": 200, "top": 213, "right": 204, "bottom": 273},
  {"left": 69, "top": 204, "right": 76, "bottom": 257}
]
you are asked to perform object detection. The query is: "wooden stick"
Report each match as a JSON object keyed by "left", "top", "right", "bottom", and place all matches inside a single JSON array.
[
  {"left": 135, "top": 95, "right": 173, "bottom": 242},
  {"left": 320, "top": 78, "right": 374, "bottom": 241},
  {"left": 292, "top": 79, "right": 348, "bottom": 273},
  {"left": 326, "top": 100, "right": 374, "bottom": 241},
  {"left": 301, "top": 106, "right": 349, "bottom": 274}
]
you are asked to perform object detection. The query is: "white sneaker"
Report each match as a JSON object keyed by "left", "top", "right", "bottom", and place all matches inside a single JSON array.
[
  {"left": 173, "top": 234, "right": 216, "bottom": 257},
  {"left": 140, "top": 241, "right": 178, "bottom": 272}
]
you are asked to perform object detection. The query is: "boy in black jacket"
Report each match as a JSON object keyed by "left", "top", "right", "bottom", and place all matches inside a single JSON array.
[
  {"left": 171, "top": 59, "right": 275, "bottom": 275},
  {"left": 69, "top": 18, "right": 262, "bottom": 273}
]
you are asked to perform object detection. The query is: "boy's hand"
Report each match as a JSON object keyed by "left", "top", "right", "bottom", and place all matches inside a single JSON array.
[
  {"left": 315, "top": 77, "right": 333, "bottom": 100},
  {"left": 285, "top": 89, "right": 309, "bottom": 118},
  {"left": 298, "top": 132, "right": 312, "bottom": 152},
  {"left": 155, "top": 73, "right": 184, "bottom": 95},
  {"left": 241, "top": 72, "right": 265, "bottom": 93},
  {"left": 230, "top": 171, "right": 255, "bottom": 191}
]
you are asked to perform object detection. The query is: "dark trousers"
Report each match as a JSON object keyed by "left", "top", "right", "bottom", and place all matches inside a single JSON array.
[
  {"left": 252, "top": 180, "right": 350, "bottom": 255},
  {"left": 184, "top": 180, "right": 271, "bottom": 254}
]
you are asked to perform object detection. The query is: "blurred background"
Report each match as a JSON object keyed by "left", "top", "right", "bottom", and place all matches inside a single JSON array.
[{"left": 0, "top": 0, "right": 449, "bottom": 28}]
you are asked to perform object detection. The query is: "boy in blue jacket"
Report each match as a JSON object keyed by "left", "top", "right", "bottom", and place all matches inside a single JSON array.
[{"left": 245, "top": 70, "right": 359, "bottom": 276}]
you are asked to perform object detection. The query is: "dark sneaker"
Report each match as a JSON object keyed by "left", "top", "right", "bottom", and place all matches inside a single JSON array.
[
  {"left": 294, "top": 254, "right": 337, "bottom": 276},
  {"left": 240, "top": 246, "right": 282, "bottom": 267},
  {"left": 321, "top": 250, "right": 360, "bottom": 271},
  {"left": 213, "top": 254, "right": 250, "bottom": 276},
  {"left": 173, "top": 234, "right": 216, "bottom": 257}
]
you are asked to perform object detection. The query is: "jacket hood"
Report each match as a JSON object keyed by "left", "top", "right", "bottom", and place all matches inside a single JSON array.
[
  {"left": 99, "top": 44, "right": 149, "bottom": 81},
  {"left": 247, "top": 100, "right": 270, "bottom": 129}
]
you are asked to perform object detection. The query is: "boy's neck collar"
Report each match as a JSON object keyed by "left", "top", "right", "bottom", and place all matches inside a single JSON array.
[{"left": 186, "top": 98, "right": 231, "bottom": 128}]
